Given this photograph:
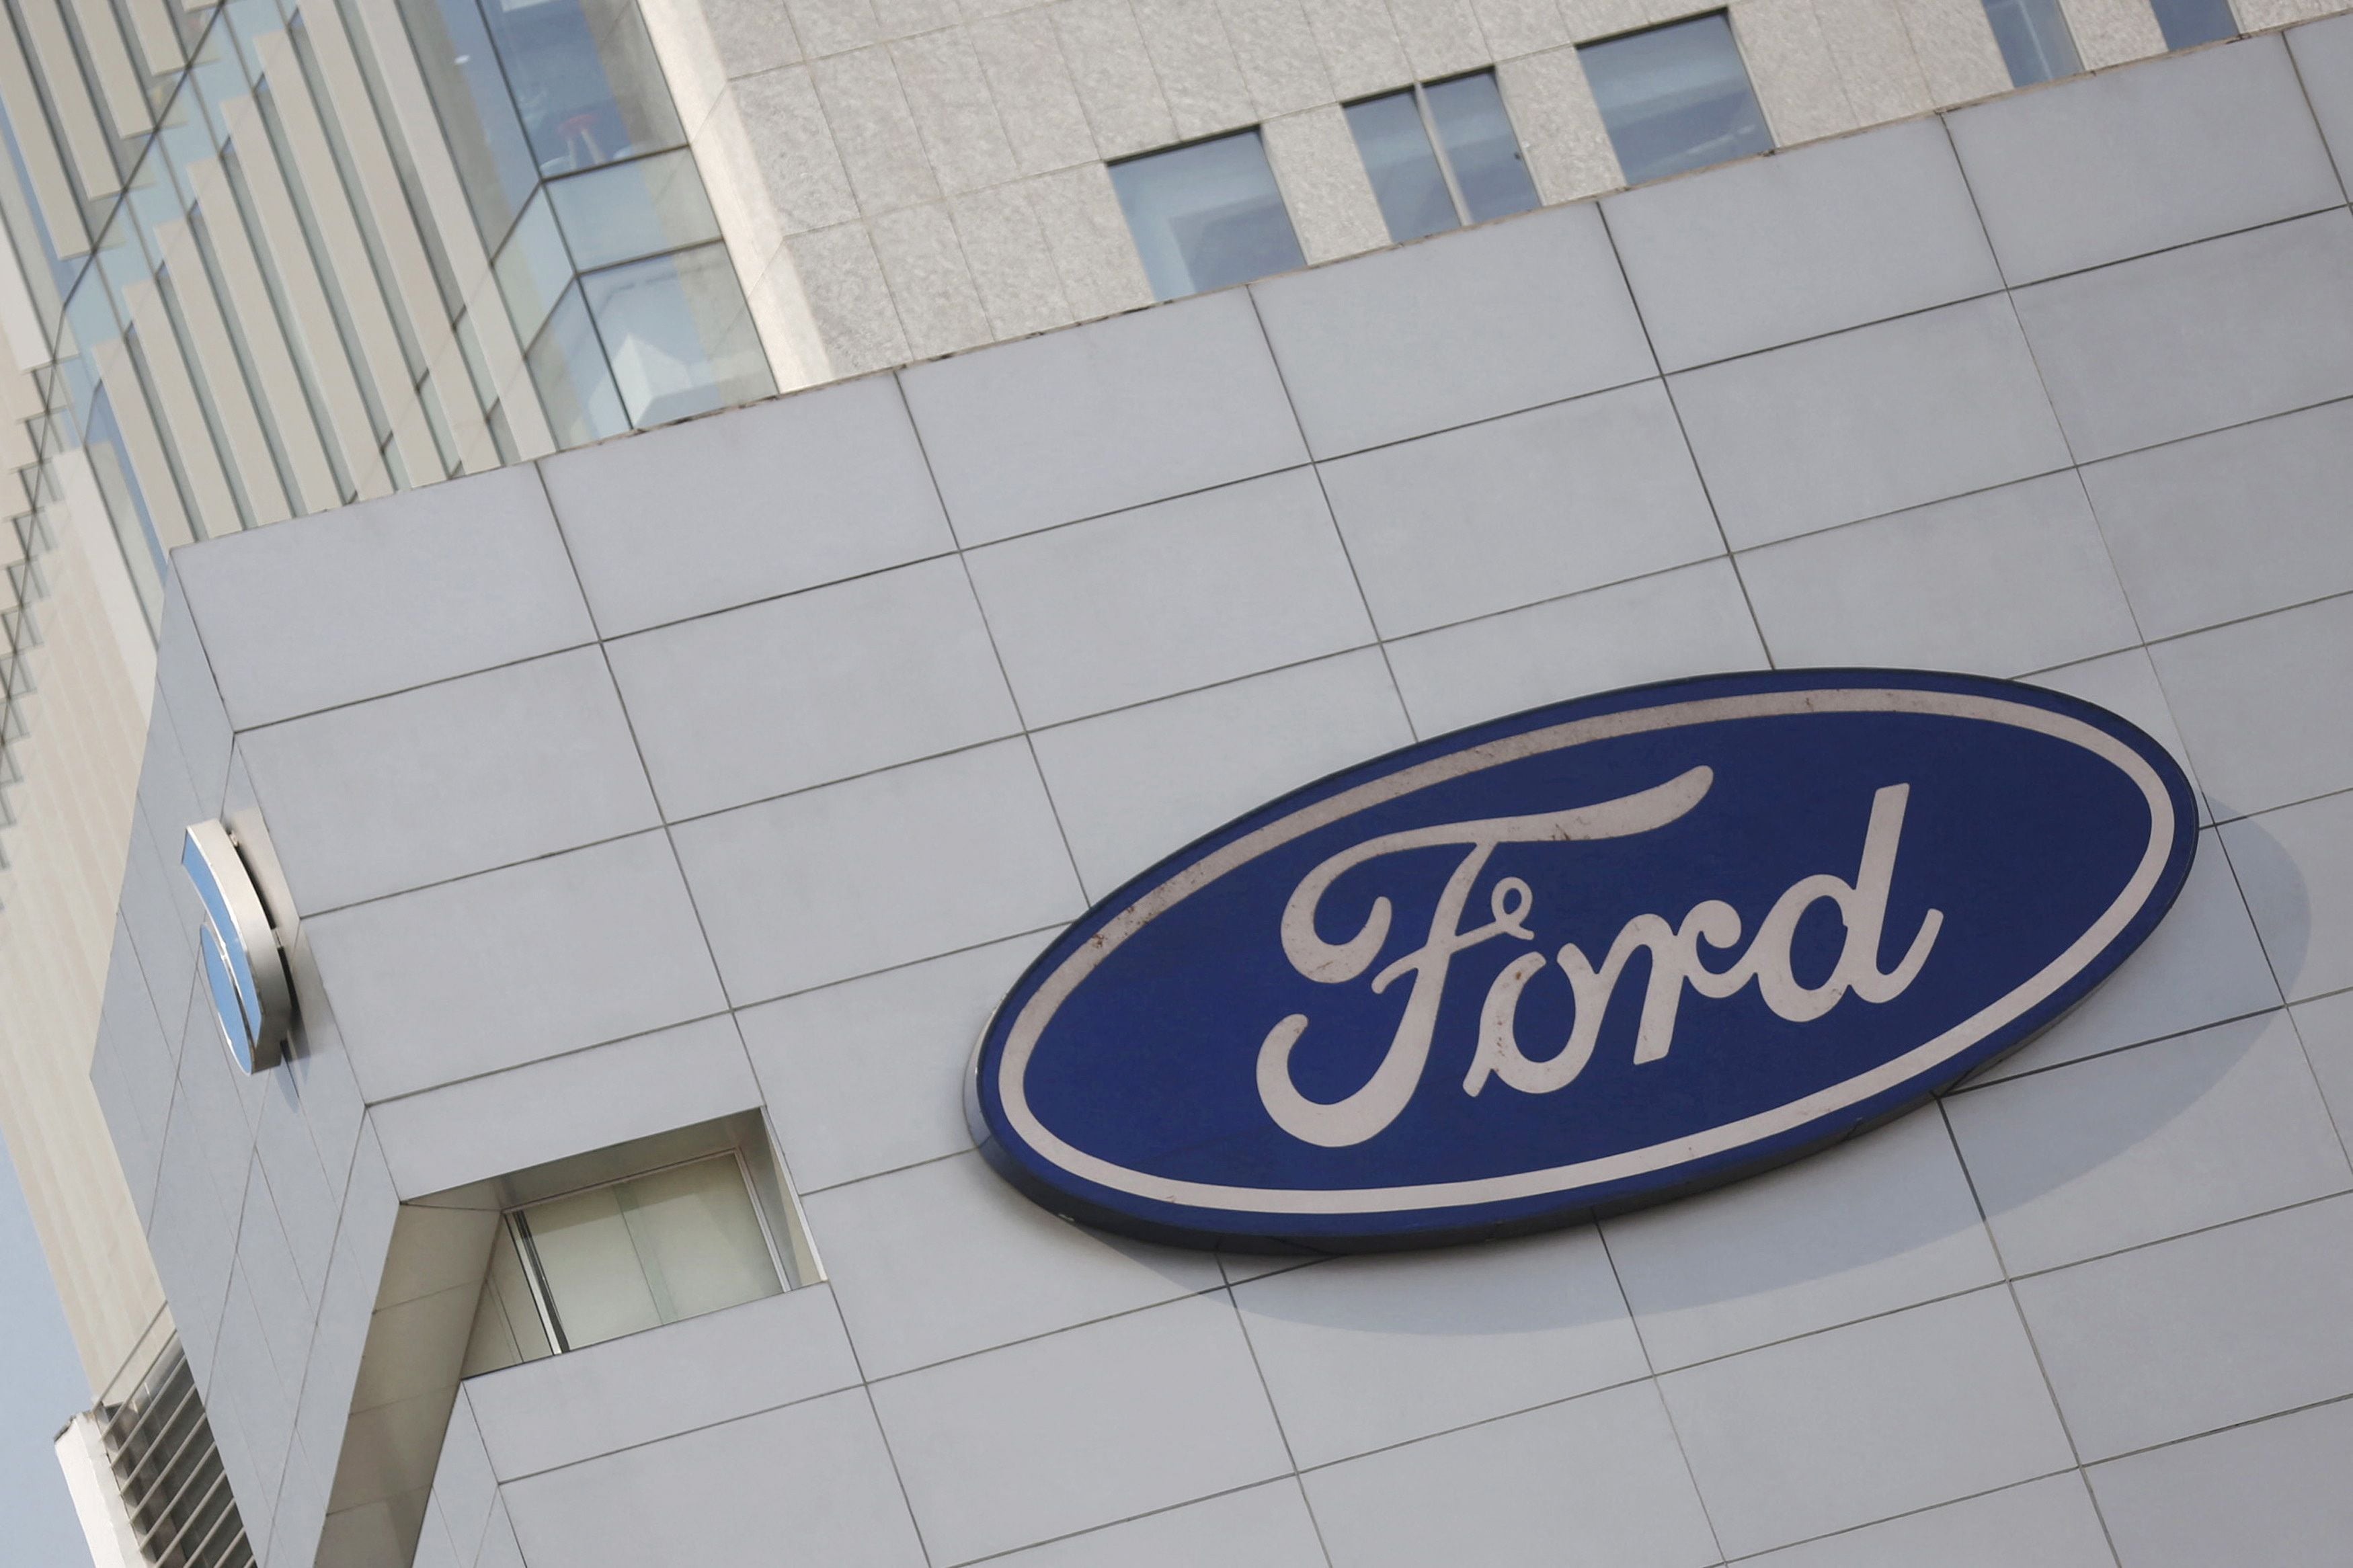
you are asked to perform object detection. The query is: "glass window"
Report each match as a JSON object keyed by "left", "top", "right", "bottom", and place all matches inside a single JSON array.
[
  {"left": 2151, "top": 0, "right": 2236, "bottom": 48},
  {"left": 477, "top": 0, "right": 686, "bottom": 178},
  {"left": 490, "top": 1153, "right": 785, "bottom": 1359},
  {"left": 524, "top": 282, "right": 627, "bottom": 446},
  {"left": 1111, "top": 130, "right": 1306, "bottom": 302},
  {"left": 397, "top": 0, "right": 562, "bottom": 240},
  {"left": 547, "top": 149, "right": 721, "bottom": 272},
  {"left": 1345, "top": 71, "right": 1540, "bottom": 244},
  {"left": 1346, "top": 91, "right": 1458, "bottom": 243},
  {"left": 1423, "top": 73, "right": 1540, "bottom": 224},
  {"left": 1579, "top": 13, "right": 1773, "bottom": 187},
  {"left": 1981, "top": 0, "right": 2081, "bottom": 86},
  {"left": 493, "top": 188, "right": 572, "bottom": 345},
  {"left": 580, "top": 242, "right": 774, "bottom": 427},
  {"left": 82, "top": 384, "right": 167, "bottom": 628}
]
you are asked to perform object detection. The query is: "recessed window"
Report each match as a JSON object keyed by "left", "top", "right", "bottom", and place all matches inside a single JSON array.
[
  {"left": 2151, "top": 0, "right": 2237, "bottom": 48},
  {"left": 1981, "top": 0, "right": 2081, "bottom": 85},
  {"left": 1345, "top": 71, "right": 1541, "bottom": 244},
  {"left": 1579, "top": 13, "right": 1773, "bottom": 188},
  {"left": 462, "top": 1119, "right": 819, "bottom": 1374},
  {"left": 1111, "top": 130, "right": 1306, "bottom": 301}
]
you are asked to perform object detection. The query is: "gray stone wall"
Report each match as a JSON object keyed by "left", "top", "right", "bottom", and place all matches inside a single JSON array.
[{"left": 93, "top": 23, "right": 2353, "bottom": 1567}]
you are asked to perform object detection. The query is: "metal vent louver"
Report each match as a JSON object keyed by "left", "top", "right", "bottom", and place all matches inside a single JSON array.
[{"left": 95, "top": 1339, "right": 257, "bottom": 1568}]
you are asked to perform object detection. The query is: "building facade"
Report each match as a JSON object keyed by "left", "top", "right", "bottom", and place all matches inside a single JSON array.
[
  {"left": 62, "top": 15, "right": 2353, "bottom": 1566},
  {"left": 3, "top": 0, "right": 2351, "bottom": 1561}
]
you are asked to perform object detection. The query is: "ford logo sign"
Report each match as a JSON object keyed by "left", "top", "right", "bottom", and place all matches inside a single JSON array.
[
  {"left": 184, "top": 820, "right": 293, "bottom": 1074},
  {"left": 970, "top": 669, "right": 2197, "bottom": 1250}
]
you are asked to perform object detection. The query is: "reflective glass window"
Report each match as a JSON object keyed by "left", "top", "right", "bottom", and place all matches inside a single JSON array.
[
  {"left": 497, "top": 1153, "right": 785, "bottom": 1358},
  {"left": 453, "top": 306, "right": 498, "bottom": 405},
  {"left": 477, "top": 0, "right": 685, "bottom": 179},
  {"left": 1580, "top": 13, "right": 1773, "bottom": 186},
  {"left": 581, "top": 242, "right": 773, "bottom": 427},
  {"left": 0, "top": 99, "right": 73, "bottom": 323},
  {"left": 397, "top": 0, "right": 541, "bottom": 240},
  {"left": 1345, "top": 91, "right": 1458, "bottom": 244},
  {"left": 487, "top": 398, "right": 520, "bottom": 464},
  {"left": 1981, "top": 0, "right": 2081, "bottom": 86},
  {"left": 82, "top": 384, "right": 167, "bottom": 628},
  {"left": 493, "top": 188, "right": 571, "bottom": 343},
  {"left": 186, "top": 26, "right": 251, "bottom": 150},
  {"left": 2152, "top": 0, "right": 2237, "bottom": 48},
  {"left": 1423, "top": 72, "right": 1538, "bottom": 224},
  {"left": 547, "top": 149, "right": 720, "bottom": 272},
  {"left": 221, "top": 0, "right": 289, "bottom": 93},
  {"left": 1111, "top": 130, "right": 1306, "bottom": 302},
  {"left": 462, "top": 1216, "right": 554, "bottom": 1376},
  {"left": 1345, "top": 72, "right": 1538, "bottom": 245},
  {"left": 524, "top": 280, "right": 627, "bottom": 445}
]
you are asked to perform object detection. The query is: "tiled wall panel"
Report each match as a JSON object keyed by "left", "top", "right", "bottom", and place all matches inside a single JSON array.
[{"left": 120, "top": 28, "right": 2353, "bottom": 1568}]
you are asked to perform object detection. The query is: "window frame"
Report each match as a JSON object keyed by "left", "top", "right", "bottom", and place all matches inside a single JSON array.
[
  {"left": 1406, "top": 77, "right": 1476, "bottom": 232},
  {"left": 1576, "top": 10, "right": 1776, "bottom": 188},
  {"left": 1343, "top": 69, "right": 1543, "bottom": 243},
  {"left": 500, "top": 1145, "right": 793, "bottom": 1357},
  {"left": 1107, "top": 126, "right": 1307, "bottom": 302}
]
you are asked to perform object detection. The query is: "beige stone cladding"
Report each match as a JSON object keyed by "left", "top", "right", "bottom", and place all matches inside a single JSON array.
[{"left": 660, "top": 0, "right": 2256, "bottom": 380}]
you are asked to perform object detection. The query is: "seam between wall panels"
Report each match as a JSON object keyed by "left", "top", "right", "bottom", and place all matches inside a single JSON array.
[
  {"left": 883, "top": 369, "right": 1095, "bottom": 914},
  {"left": 296, "top": 1009, "right": 2353, "bottom": 1546},
  {"left": 2209, "top": 806, "right": 2353, "bottom": 1167},
  {"left": 1591, "top": 1219, "right": 1738, "bottom": 1565},
  {"left": 1240, "top": 286, "right": 1421, "bottom": 742},
  {"left": 210, "top": 580, "right": 2353, "bottom": 927},
  {"left": 1589, "top": 201, "right": 1773, "bottom": 672},
  {"left": 331, "top": 743, "right": 2353, "bottom": 1113},
  {"left": 110, "top": 912, "right": 186, "bottom": 1227},
  {"left": 512, "top": 466, "right": 808, "bottom": 1220},
  {"left": 1928, "top": 1096, "right": 2128, "bottom": 1567},
  {"left": 1714, "top": 1469, "right": 2091, "bottom": 1563},
  {"left": 842, "top": 1238, "right": 2320, "bottom": 1499},
  {"left": 441, "top": 1386, "right": 498, "bottom": 1566},
  {"left": 1219, "top": 1278, "right": 1341, "bottom": 1568},
  {"left": 857, "top": 1362, "right": 943, "bottom": 1568},
  {"left": 2282, "top": 28, "right": 2353, "bottom": 202},
  {"left": 1940, "top": 106, "right": 2090, "bottom": 495},
  {"left": 269, "top": 1116, "right": 376, "bottom": 1556},
  {"left": 929, "top": 1477, "right": 1329, "bottom": 1568},
  {"left": 200, "top": 352, "right": 2353, "bottom": 744},
  {"left": 743, "top": 1196, "right": 2353, "bottom": 1531},
  {"left": 1948, "top": 999, "right": 2297, "bottom": 1094}
]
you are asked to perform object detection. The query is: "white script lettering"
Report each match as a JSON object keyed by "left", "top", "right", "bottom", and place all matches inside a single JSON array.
[{"left": 1256, "top": 773, "right": 1943, "bottom": 1147}]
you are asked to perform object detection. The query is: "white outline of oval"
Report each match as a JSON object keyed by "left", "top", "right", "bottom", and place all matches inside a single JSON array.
[{"left": 992, "top": 687, "right": 2176, "bottom": 1217}]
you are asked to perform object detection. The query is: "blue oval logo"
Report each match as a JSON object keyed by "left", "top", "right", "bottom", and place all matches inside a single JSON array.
[{"left": 970, "top": 669, "right": 2197, "bottom": 1250}]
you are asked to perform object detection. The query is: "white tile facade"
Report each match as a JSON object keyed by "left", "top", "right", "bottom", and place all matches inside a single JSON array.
[{"left": 98, "top": 28, "right": 2353, "bottom": 1568}]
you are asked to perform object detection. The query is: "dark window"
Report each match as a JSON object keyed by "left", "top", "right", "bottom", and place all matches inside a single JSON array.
[
  {"left": 1981, "top": 0, "right": 2082, "bottom": 86},
  {"left": 1345, "top": 70, "right": 1542, "bottom": 243},
  {"left": 2153, "top": 0, "right": 2238, "bottom": 48},
  {"left": 1111, "top": 130, "right": 1307, "bottom": 301},
  {"left": 1579, "top": 14, "right": 1773, "bottom": 187}
]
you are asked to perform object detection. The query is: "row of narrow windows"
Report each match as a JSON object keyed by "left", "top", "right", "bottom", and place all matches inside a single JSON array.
[{"left": 1109, "top": 0, "right": 2245, "bottom": 303}]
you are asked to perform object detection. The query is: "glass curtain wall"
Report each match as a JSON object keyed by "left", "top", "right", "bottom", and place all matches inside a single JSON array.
[
  {"left": 398, "top": 0, "right": 770, "bottom": 446},
  {"left": 0, "top": 0, "right": 768, "bottom": 643}
]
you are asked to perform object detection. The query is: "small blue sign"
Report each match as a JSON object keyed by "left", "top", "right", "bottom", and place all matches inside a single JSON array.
[
  {"left": 969, "top": 669, "right": 2198, "bottom": 1250},
  {"left": 183, "top": 821, "right": 293, "bottom": 1074}
]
